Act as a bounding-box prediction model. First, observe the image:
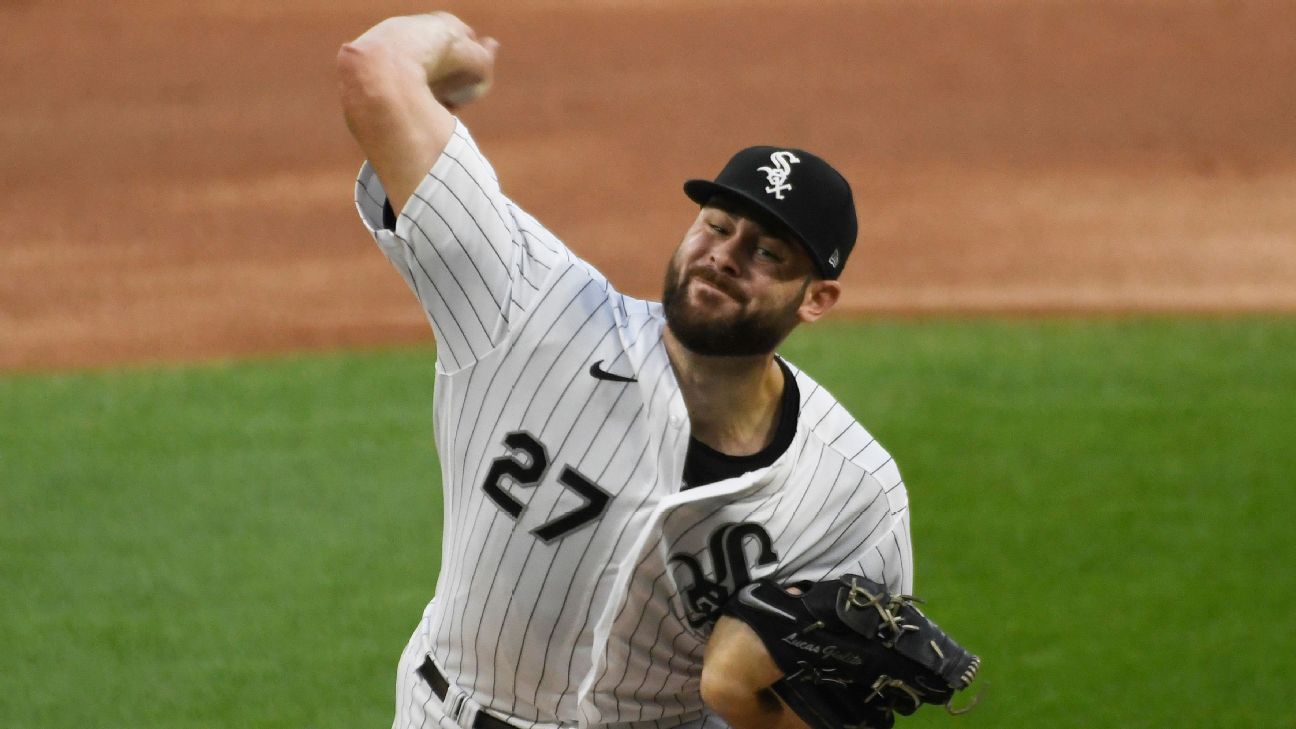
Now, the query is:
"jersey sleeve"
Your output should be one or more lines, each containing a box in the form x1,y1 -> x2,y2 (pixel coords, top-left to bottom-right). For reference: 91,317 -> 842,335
833,432 -> 913,595
787,369 -> 916,596
353,121 -> 572,371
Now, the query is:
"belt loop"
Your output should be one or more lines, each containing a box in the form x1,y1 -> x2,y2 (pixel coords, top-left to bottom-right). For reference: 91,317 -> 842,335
443,681 -> 480,729
456,698 -> 480,729
443,683 -> 464,723
417,655 -> 508,729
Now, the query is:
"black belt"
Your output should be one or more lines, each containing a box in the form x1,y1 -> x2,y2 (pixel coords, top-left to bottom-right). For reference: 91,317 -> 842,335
417,655 -> 516,729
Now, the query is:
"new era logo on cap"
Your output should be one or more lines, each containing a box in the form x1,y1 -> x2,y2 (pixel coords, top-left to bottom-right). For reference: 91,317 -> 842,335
757,151 -> 801,200
682,146 -> 859,279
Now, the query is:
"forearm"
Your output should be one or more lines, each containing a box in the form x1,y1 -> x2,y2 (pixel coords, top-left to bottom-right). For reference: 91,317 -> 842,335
702,680 -> 809,729
701,616 -> 810,729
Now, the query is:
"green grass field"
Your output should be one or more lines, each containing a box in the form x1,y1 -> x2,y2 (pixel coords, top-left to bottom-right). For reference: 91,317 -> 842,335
3,318 -> 1294,729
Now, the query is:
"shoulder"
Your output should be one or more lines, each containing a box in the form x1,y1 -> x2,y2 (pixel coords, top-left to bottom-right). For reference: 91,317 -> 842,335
783,360 -> 899,478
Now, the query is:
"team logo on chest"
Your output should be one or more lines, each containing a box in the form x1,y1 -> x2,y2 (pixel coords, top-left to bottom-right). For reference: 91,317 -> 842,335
670,522 -> 779,628
757,151 -> 801,200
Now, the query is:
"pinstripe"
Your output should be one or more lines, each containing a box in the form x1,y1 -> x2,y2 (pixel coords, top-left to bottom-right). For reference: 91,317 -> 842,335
437,272 -> 593,630
396,242 -> 465,368
418,177 -> 509,283
555,341 -> 680,702
448,276 -> 604,664
764,441 -> 831,555
479,315 -> 620,696
599,495 -> 770,715
454,266 -> 585,486
509,313 -> 659,712
652,493 -> 781,611
441,148 -> 513,247
501,396 -> 636,706
875,546 -> 890,586
403,210 -> 493,341
526,389 -> 658,695
416,693 -> 432,729
410,186 -> 509,325
890,530 -> 906,587
849,436 -> 877,460
785,487 -> 888,578
516,420 -> 651,726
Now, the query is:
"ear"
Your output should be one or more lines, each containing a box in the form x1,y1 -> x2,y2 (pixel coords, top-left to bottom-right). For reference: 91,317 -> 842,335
797,279 -> 841,323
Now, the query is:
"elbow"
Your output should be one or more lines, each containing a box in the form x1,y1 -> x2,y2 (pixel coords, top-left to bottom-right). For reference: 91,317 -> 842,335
336,41 -> 392,112
336,39 -> 383,77
335,40 -> 365,76
699,665 -> 746,720
702,662 -> 791,729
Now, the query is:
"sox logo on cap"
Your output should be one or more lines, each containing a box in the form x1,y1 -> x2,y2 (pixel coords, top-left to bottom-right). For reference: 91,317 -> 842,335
758,151 -> 801,200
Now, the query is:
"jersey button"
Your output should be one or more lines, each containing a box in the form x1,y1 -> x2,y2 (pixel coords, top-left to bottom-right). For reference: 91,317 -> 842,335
668,415 -> 683,428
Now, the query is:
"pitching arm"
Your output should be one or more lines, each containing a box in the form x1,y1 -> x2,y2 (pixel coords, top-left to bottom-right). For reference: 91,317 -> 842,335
337,12 -> 498,213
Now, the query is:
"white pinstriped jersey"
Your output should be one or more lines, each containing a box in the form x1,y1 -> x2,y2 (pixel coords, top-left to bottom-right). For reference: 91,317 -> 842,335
354,122 -> 913,729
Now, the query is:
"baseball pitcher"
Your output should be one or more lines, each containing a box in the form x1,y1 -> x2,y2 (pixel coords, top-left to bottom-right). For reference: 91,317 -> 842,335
338,11 -> 977,729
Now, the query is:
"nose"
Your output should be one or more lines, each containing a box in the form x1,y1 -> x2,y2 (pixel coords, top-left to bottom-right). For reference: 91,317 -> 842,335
707,233 -> 744,276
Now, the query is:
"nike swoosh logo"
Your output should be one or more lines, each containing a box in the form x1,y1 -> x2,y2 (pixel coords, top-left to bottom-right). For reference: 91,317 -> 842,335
736,582 -> 797,621
589,360 -> 637,383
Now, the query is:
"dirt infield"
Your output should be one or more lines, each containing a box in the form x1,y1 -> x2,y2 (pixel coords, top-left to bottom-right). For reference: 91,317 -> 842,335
3,1 -> 1294,371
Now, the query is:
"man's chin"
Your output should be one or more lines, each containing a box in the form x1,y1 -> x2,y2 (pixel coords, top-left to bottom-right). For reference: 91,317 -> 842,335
673,304 -> 738,332
666,315 -> 782,358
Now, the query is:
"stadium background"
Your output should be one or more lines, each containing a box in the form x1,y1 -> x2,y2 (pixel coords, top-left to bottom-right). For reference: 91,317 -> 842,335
2,1 -> 1293,727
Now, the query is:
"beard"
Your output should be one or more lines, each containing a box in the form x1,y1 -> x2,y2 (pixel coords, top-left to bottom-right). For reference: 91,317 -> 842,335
661,258 -> 804,357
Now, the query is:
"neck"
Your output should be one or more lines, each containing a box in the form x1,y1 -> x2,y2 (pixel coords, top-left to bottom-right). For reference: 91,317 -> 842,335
664,327 -> 786,456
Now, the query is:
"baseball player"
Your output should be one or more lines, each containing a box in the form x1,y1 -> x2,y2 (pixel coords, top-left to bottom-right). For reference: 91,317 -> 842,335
339,12 -> 913,729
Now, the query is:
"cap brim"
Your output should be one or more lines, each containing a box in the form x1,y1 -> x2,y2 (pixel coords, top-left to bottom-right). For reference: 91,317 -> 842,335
683,179 -> 728,208
682,179 -> 829,277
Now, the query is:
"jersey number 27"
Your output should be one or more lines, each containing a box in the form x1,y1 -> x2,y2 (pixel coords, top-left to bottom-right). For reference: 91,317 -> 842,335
481,431 -> 612,542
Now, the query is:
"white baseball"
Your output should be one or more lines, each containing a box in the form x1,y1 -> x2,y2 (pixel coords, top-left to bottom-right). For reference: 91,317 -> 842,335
442,79 -> 491,107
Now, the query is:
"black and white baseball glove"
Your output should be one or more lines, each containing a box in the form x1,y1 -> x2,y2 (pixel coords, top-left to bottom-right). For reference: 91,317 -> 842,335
721,574 -> 981,729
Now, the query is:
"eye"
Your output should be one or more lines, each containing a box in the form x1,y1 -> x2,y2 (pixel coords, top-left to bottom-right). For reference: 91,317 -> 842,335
755,245 -> 783,262
708,223 -> 729,235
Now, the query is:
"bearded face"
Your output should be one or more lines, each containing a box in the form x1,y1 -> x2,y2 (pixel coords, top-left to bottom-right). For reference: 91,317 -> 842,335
661,255 -> 807,357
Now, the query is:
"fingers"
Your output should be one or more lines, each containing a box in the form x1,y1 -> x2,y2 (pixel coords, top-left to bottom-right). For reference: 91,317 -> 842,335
456,32 -> 499,70
428,20 -> 499,110
430,10 -> 472,36
435,13 -> 496,62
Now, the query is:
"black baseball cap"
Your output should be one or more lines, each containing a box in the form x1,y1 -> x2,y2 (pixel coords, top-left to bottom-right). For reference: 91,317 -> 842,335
683,146 -> 858,279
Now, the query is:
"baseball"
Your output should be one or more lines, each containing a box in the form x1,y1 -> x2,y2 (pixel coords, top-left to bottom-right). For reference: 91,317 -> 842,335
440,79 -> 490,107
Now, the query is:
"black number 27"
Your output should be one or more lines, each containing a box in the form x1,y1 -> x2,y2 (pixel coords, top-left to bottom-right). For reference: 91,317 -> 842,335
481,431 -> 611,542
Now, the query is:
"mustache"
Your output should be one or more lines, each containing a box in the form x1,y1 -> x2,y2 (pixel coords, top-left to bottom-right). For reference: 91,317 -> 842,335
684,267 -> 746,304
